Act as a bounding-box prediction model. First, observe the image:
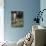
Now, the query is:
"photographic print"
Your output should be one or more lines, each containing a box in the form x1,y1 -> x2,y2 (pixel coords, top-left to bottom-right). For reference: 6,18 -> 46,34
11,11 -> 24,27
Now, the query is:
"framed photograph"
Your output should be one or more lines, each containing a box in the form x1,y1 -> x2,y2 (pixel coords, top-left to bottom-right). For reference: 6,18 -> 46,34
11,11 -> 24,27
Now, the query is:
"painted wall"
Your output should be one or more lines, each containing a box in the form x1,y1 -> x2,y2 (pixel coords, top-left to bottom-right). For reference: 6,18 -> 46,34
4,0 -> 40,42
40,0 -> 46,27
40,0 -> 46,45
0,0 -> 4,42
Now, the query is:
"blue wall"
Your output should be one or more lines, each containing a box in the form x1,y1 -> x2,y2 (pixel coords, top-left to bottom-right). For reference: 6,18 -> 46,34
4,0 -> 40,42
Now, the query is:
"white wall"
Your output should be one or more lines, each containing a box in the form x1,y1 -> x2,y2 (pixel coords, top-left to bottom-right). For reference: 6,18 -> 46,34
0,0 -> 4,42
40,0 -> 46,27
